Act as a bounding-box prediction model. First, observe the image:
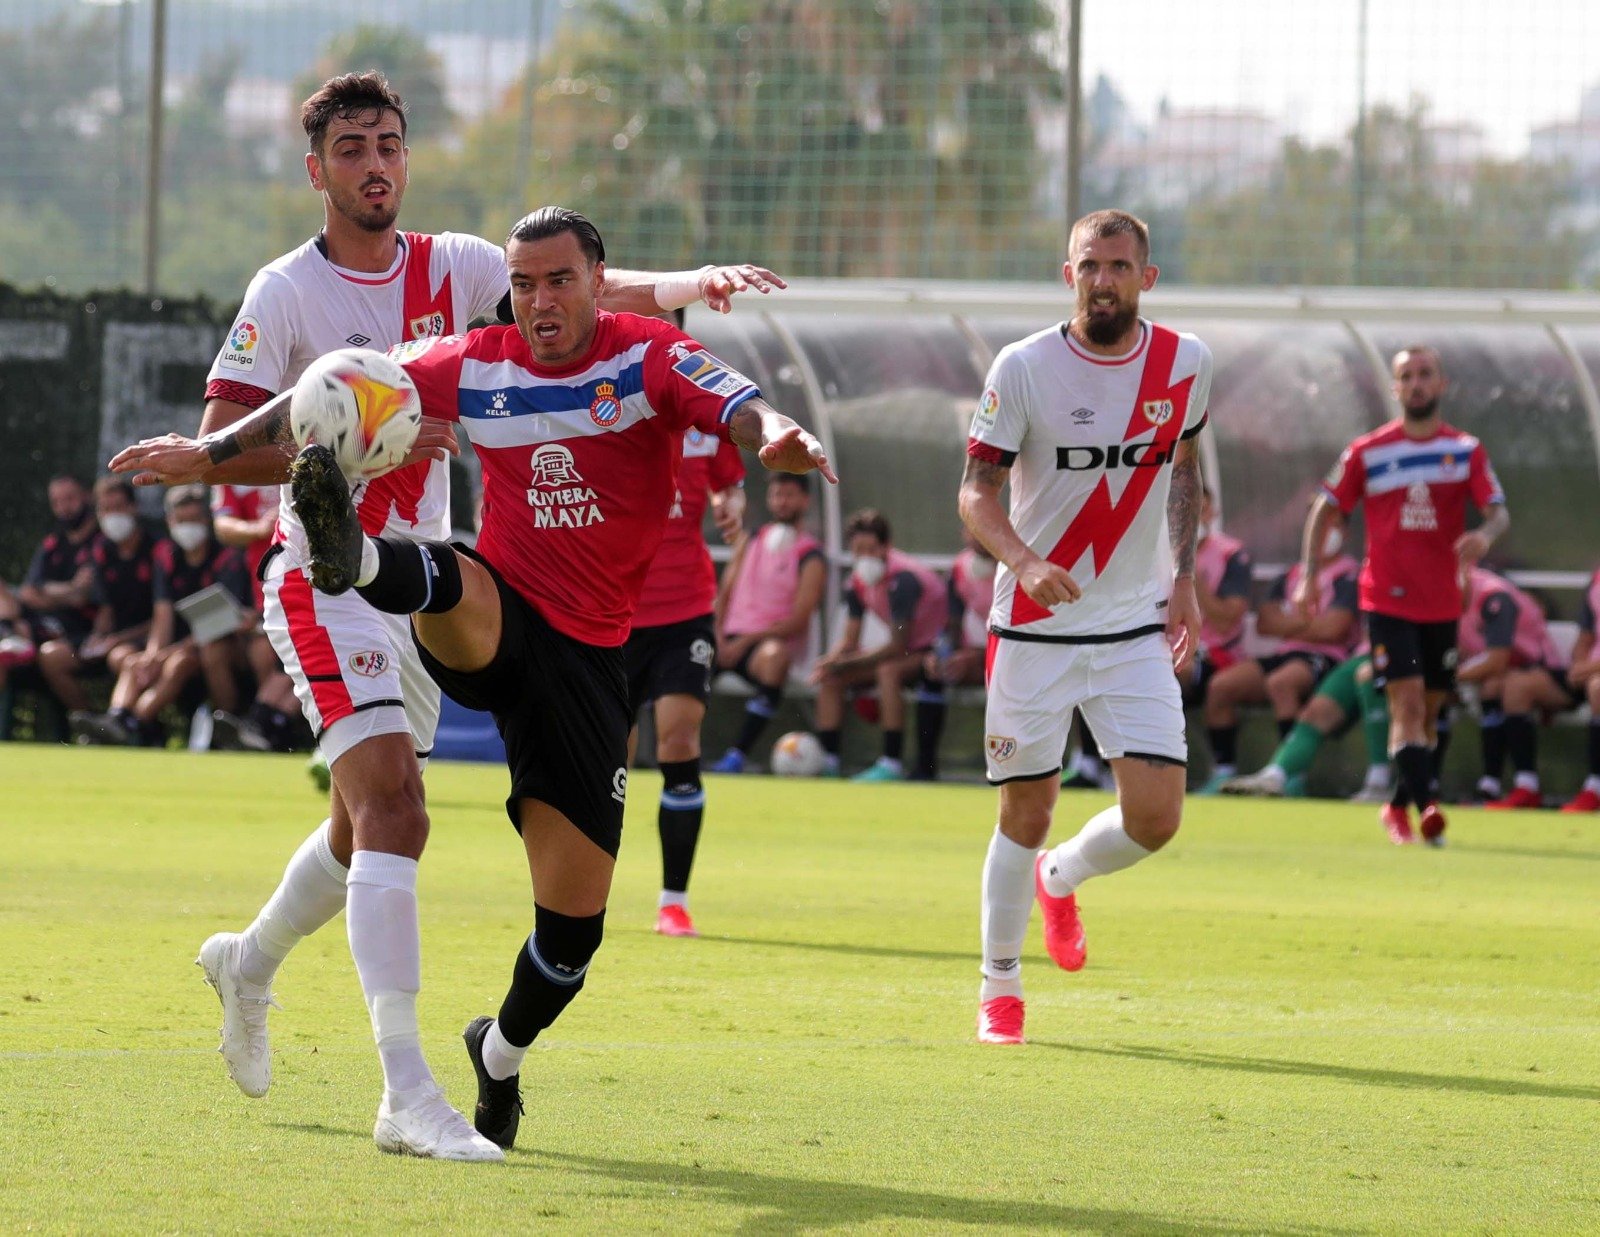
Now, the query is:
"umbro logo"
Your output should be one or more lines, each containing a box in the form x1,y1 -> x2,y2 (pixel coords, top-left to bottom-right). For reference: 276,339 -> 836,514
345,334 -> 372,347
1071,406 -> 1095,422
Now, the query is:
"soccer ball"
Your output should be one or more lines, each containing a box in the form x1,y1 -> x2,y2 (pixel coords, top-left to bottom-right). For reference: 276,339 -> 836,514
290,348 -> 422,480
770,730 -> 826,777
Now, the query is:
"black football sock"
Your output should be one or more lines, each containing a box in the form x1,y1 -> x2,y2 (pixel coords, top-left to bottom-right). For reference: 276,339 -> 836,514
914,685 -> 947,779
1588,721 -> 1600,779
1503,713 -> 1538,780
1207,725 -> 1239,769
495,906 -> 605,1049
733,688 -> 780,755
1393,743 -> 1432,810
1431,709 -> 1454,797
355,538 -> 464,615
1479,703 -> 1506,784
657,758 -> 704,895
1277,716 -> 1295,740
882,729 -> 904,763
817,728 -> 842,758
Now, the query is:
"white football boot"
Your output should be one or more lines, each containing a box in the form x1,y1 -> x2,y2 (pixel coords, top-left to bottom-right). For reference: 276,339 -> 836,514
197,932 -> 278,1098
1220,766 -> 1287,797
373,1087 -> 506,1162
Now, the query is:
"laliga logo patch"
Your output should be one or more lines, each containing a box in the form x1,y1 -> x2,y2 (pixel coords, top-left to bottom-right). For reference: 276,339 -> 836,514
590,380 -> 621,427
974,387 -> 1000,431
1142,398 -> 1174,427
220,317 -> 261,372
408,311 -> 446,339
349,649 -> 388,677
987,734 -> 1017,763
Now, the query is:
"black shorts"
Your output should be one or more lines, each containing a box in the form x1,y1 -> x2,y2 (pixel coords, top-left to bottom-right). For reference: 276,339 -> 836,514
624,613 -> 716,715
414,547 -> 629,857
1258,650 -> 1337,683
1366,611 -> 1458,692
1547,666 -> 1587,709
1180,647 -> 1219,706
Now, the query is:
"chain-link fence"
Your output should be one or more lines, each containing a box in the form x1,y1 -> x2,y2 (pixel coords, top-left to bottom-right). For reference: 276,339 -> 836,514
2,0 -> 1598,298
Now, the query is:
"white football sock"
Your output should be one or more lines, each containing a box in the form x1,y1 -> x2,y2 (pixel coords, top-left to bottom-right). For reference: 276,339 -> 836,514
347,850 -> 434,1104
1513,771 -> 1540,792
1040,805 -> 1153,898
1585,775 -> 1600,795
238,819 -> 347,988
354,536 -> 381,588
979,826 -> 1035,1001
481,1020 -> 526,1082
658,889 -> 688,909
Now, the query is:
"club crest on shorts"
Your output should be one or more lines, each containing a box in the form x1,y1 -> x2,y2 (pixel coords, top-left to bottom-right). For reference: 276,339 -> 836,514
349,650 -> 388,677
690,638 -> 713,668
987,734 -> 1017,763
590,380 -> 621,427
1142,398 -> 1174,427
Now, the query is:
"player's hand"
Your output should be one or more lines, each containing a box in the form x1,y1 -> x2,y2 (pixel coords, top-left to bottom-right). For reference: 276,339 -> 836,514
700,264 -> 788,314
759,424 -> 838,484
1167,576 -> 1201,676
1017,556 -> 1080,609
711,488 -> 746,543
399,417 -> 462,470
109,434 -> 210,487
1455,530 -> 1491,569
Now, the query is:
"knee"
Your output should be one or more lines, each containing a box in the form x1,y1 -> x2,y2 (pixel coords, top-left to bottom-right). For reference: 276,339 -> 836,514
349,778 -> 429,844
751,642 -> 788,684
38,640 -> 72,671
998,799 -> 1053,849
1124,803 -> 1182,850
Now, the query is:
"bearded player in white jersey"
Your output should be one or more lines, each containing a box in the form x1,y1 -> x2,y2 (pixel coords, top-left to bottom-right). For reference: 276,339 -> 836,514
960,209 -> 1212,1045
113,72 -> 783,1160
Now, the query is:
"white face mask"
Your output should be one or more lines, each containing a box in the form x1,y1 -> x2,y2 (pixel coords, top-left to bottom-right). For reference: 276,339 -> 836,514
762,522 -> 796,554
968,553 -> 996,581
1323,528 -> 1343,557
1197,521 -> 1214,543
98,512 -> 136,543
169,522 -> 209,553
851,555 -> 886,588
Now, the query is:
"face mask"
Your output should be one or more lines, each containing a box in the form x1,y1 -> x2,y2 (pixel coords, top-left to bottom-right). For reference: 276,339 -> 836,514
98,512 -> 136,543
968,554 -> 996,581
762,523 -> 796,554
851,556 -> 886,588
1323,528 -> 1343,557
169,522 -> 209,553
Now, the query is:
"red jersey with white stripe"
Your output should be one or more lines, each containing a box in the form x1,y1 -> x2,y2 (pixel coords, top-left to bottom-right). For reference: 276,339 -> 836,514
633,431 -> 745,628
967,320 -> 1212,638
1321,419 -> 1504,623
204,231 -> 509,571
397,313 -> 759,647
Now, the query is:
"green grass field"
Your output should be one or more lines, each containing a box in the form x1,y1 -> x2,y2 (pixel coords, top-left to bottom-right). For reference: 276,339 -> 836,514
1,747 -> 1596,1234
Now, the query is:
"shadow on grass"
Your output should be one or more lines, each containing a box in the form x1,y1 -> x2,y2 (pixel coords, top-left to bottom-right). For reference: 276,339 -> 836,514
528,1150 -> 1350,1236
1032,1042 -> 1600,1102
1452,844 -> 1600,864
269,1120 -> 370,1142
641,931 -> 976,966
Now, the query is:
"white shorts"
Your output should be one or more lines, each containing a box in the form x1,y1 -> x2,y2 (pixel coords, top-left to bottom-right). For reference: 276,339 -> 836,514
983,631 -> 1186,783
261,554 -> 441,767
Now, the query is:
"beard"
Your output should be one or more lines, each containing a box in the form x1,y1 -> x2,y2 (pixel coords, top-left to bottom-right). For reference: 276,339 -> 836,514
1082,300 -> 1139,345
1403,397 -> 1439,421
330,182 -> 400,233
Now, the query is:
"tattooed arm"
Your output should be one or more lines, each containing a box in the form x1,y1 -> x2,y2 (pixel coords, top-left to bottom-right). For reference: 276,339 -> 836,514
1165,437 -> 1202,674
959,453 -> 1081,609
726,397 -> 838,483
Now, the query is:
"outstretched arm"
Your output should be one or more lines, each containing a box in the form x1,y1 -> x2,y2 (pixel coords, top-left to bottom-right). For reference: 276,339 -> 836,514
601,265 -> 787,316
726,398 -> 837,483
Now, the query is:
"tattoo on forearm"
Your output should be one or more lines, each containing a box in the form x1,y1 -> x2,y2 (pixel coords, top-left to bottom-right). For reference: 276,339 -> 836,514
204,398 -> 294,466
1167,452 -> 1200,575
961,456 -> 1009,491
727,406 -> 760,452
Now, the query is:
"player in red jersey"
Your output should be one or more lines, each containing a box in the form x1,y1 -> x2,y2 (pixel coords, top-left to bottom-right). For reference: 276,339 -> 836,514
623,322 -> 748,936
1297,346 -> 1509,845
110,74 -> 787,1162
150,208 -> 834,1152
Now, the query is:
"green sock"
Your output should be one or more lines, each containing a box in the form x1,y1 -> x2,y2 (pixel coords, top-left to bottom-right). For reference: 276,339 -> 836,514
1356,675 -> 1390,767
1275,721 -> 1325,778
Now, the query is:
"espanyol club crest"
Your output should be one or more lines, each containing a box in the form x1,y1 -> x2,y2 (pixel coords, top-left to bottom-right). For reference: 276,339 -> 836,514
1142,398 -> 1174,427
349,650 -> 388,678
408,311 -> 446,339
590,380 -> 621,427
986,734 -> 1017,763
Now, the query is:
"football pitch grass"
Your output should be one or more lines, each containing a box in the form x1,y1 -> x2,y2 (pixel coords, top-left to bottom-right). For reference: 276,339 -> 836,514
1,748 -> 1596,1234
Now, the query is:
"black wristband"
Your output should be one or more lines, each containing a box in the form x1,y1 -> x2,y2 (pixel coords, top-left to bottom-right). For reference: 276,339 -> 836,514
205,436 -> 243,466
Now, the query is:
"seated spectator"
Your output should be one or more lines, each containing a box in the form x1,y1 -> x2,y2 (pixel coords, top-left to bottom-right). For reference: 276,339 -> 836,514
18,474 -> 98,653
206,483 -> 304,752
1199,519 -> 1359,792
1221,648 -> 1393,800
1553,565 -> 1600,813
710,474 -> 827,773
70,485 -> 253,746
911,533 -> 995,781
809,508 -> 946,781
37,476 -> 156,716
0,578 -> 39,702
1468,566 -> 1577,810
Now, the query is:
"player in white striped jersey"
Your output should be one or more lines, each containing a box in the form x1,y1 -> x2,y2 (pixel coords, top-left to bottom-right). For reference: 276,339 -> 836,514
112,72 -> 785,1160
959,209 -> 1212,1045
